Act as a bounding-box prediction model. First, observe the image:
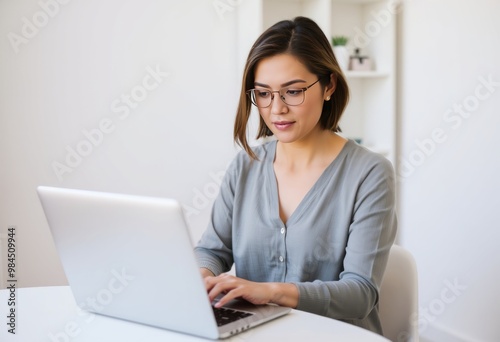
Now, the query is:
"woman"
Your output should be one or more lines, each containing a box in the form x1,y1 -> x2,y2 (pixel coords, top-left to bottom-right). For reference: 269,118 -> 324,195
194,16 -> 397,335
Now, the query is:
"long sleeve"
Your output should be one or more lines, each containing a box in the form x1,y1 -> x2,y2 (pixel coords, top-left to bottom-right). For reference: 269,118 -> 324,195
193,158 -> 238,276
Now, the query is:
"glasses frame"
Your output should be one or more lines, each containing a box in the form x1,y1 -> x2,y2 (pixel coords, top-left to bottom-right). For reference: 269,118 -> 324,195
246,78 -> 322,108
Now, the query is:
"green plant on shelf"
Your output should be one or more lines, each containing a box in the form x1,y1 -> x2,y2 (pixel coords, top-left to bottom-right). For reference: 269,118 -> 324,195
331,35 -> 348,46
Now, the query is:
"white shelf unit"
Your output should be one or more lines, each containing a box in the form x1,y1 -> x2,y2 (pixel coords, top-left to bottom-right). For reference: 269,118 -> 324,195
236,0 -> 398,164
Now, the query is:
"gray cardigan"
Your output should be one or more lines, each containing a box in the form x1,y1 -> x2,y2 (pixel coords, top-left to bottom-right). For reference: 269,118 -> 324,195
194,139 -> 397,334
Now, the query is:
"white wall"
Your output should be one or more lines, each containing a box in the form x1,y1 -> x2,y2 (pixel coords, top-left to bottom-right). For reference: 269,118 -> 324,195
399,1 -> 500,341
0,0 -> 241,288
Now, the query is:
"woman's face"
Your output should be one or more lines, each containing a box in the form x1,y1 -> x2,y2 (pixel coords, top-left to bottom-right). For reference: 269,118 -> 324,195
253,54 -> 331,144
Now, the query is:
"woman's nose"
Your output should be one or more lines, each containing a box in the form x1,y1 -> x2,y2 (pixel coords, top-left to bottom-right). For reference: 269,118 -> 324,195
270,93 -> 288,115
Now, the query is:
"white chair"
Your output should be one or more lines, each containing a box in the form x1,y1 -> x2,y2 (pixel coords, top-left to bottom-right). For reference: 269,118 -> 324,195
379,244 -> 419,342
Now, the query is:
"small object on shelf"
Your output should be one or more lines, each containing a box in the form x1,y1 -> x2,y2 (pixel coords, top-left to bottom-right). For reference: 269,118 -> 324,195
349,48 -> 372,71
331,35 -> 350,72
331,36 -> 348,46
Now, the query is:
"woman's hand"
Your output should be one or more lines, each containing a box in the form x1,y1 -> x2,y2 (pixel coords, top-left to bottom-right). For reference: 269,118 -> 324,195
203,273 -> 299,309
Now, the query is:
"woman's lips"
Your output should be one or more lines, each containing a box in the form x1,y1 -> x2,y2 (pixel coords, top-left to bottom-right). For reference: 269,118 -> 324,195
273,121 -> 295,130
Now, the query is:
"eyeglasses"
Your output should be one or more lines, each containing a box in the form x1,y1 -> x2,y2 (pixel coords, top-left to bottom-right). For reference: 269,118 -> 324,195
246,79 -> 321,108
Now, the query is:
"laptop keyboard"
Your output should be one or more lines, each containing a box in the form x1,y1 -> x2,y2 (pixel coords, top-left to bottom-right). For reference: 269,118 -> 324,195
212,306 -> 253,326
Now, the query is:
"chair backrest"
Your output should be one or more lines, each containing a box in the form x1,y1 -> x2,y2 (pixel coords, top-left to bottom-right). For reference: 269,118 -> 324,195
379,244 -> 419,342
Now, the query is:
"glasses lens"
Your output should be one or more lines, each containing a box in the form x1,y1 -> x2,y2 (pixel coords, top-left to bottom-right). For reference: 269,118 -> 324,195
281,88 -> 305,106
249,89 -> 272,108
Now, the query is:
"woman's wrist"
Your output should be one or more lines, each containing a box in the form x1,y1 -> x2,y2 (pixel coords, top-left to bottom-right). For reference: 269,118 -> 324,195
200,267 -> 215,278
269,282 -> 299,308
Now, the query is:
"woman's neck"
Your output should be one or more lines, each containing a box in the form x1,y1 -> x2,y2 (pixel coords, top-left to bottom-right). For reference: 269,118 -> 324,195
275,131 -> 347,169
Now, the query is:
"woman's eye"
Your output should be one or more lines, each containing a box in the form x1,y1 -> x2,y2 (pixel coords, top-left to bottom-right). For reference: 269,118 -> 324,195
286,89 -> 302,96
257,90 -> 270,98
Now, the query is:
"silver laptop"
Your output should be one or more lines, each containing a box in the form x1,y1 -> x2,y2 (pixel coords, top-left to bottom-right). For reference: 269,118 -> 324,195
37,186 -> 291,339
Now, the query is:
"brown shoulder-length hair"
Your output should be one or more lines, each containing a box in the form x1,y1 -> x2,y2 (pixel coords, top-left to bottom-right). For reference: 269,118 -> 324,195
234,16 -> 349,160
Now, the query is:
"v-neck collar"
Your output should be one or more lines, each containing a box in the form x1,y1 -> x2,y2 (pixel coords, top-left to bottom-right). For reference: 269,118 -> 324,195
265,139 -> 352,227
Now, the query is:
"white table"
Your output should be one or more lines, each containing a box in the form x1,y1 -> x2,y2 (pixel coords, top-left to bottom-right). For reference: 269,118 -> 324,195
0,286 -> 389,341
